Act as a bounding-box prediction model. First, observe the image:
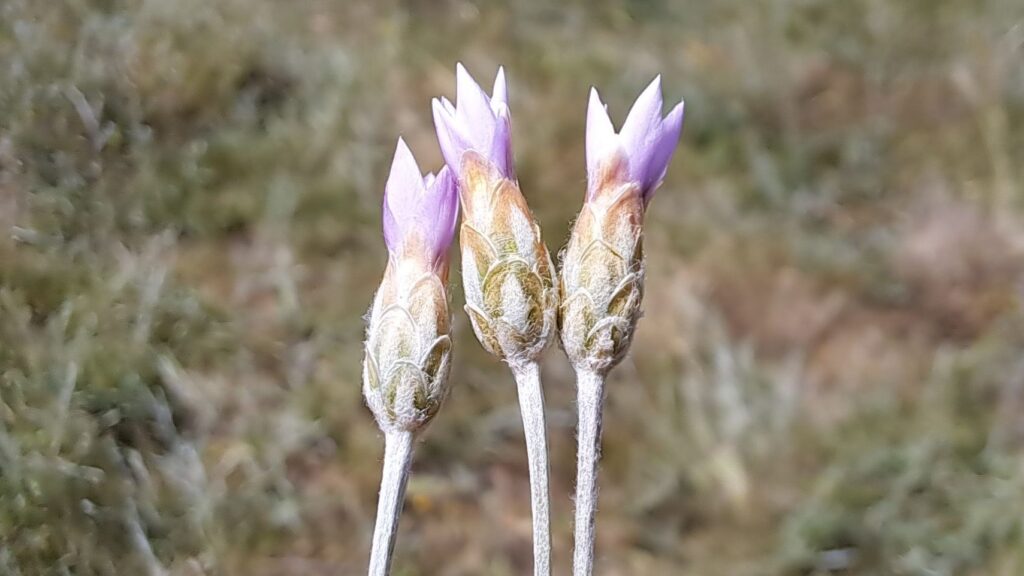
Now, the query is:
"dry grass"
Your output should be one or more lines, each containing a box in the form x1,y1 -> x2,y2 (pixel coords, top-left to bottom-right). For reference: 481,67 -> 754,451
2,0 -> 1024,574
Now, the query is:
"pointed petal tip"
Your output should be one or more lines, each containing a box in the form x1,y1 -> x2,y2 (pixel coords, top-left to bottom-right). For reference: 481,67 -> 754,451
454,62 -> 469,86
383,137 -> 424,254
587,90 -> 612,130
439,96 -> 455,115
394,136 -> 411,158
666,100 -> 686,128
430,97 -> 446,121
455,62 -> 474,90
432,167 -> 460,263
586,85 -> 617,178
433,96 -> 482,177
646,74 -> 663,94
636,75 -> 665,111
492,66 -> 508,105
639,100 -> 686,199
389,136 -> 422,180
432,97 -> 460,136
618,76 -> 667,182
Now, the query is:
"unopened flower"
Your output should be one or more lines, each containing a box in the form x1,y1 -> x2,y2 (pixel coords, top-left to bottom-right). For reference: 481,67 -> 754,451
562,77 -> 685,576
363,138 -> 459,434
433,64 -> 556,576
560,77 -> 685,374
433,64 -> 557,367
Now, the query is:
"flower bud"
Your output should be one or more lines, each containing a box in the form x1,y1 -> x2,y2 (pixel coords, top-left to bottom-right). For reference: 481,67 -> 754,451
363,139 -> 459,433
560,78 -> 685,374
433,64 -> 557,366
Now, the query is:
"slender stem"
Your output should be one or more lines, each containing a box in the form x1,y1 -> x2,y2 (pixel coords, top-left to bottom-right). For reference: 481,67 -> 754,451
367,430 -> 415,576
511,362 -> 552,576
573,369 -> 606,576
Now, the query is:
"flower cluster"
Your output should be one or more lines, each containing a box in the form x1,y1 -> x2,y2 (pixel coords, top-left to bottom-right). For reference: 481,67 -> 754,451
361,65 -> 685,576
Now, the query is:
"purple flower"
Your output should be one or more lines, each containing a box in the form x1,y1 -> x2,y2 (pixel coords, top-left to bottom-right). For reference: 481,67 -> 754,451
586,76 -> 685,202
382,138 -> 459,268
432,63 -> 515,180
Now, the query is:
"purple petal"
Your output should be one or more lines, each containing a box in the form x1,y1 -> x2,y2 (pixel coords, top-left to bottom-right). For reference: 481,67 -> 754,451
620,76 -> 665,186
490,103 -> 514,179
383,138 -> 426,254
432,64 -> 517,180
641,100 -> 685,199
432,98 -> 471,174
585,87 -> 616,180
492,66 -> 508,108
424,166 -> 459,261
383,139 -> 461,264
440,96 -> 456,116
382,201 -> 400,256
455,63 -> 496,153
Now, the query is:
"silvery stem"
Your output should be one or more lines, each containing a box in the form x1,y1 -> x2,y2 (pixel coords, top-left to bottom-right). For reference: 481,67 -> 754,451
573,368 -> 606,576
367,430 -> 414,576
511,361 -> 552,576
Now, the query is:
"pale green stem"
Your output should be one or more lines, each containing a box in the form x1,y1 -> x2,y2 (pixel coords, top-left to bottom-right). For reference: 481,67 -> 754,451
573,368 -> 606,576
511,361 -> 552,576
367,430 -> 414,576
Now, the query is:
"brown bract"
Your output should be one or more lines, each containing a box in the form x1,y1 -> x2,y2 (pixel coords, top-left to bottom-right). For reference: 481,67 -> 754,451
559,153 -> 646,374
363,254 -> 452,433
458,152 -> 557,367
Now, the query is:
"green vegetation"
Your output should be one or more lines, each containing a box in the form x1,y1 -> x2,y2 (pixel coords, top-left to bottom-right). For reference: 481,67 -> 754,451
1,0 -> 1023,574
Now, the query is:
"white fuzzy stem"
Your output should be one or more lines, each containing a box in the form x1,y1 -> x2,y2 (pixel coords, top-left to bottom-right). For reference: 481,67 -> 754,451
511,362 -> 552,576
573,369 -> 606,576
367,430 -> 414,576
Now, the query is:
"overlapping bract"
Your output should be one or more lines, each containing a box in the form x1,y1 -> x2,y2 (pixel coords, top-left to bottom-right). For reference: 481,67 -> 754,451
433,65 -> 557,367
364,139 -> 459,433
560,78 -> 685,373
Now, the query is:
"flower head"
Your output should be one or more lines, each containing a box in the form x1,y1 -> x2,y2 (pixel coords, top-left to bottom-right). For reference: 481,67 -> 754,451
364,139 -> 458,433
382,138 -> 459,275
559,78 -> 685,374
432,63 -> 514,180
586,76 -> 685,204
431,64 -> 557,367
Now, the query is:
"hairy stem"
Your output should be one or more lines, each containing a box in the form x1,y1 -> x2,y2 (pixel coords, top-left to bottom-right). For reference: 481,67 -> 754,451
511,362 -> 552,576
573,369 -> 606,576
367,430 -> 414,576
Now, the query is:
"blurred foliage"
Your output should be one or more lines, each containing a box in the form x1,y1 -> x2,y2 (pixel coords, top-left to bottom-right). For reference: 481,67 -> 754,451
1,0 -> 1023,574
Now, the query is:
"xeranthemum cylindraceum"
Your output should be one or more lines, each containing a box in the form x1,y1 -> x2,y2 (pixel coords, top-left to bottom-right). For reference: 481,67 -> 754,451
560,76 -> 685,375
432,63 -> 556,576
364,138 -> 459,576
363,138 -> 459,433
560,76 -> 685,576
432,64 -> 558,367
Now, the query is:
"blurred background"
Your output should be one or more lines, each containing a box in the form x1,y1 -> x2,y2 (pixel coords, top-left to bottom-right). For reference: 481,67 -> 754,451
2,0 -> 1024,574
